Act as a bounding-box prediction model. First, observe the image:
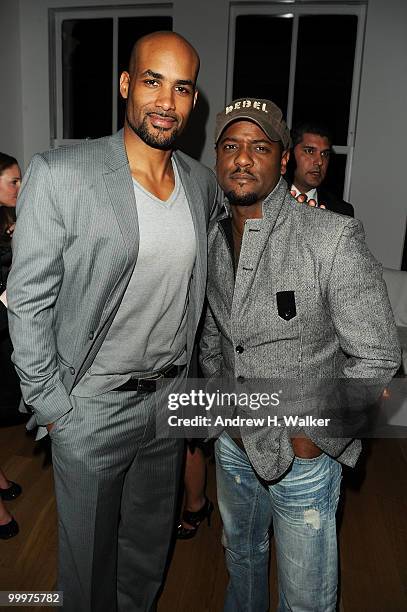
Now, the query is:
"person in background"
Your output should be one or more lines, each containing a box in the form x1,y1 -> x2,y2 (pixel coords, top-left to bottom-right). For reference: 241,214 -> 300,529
0,152 -> 23,539
0,466 -> 21,539
0,152 -> 20,241
1,153 -> 23,424
286,120 -> 354,216
176,441 -> 213,539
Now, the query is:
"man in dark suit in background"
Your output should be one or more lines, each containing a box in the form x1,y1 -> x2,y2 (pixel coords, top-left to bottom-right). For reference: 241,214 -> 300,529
286,120 -> 354,216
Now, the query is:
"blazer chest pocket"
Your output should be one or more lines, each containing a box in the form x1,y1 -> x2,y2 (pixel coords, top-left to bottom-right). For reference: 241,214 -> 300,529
276,291 -> 296,321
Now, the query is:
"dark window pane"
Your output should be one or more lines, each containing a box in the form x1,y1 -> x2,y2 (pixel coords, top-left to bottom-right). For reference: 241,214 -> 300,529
232,15 -> 292,114
323,151 -> 347,199
292,15 -> 358,145
62,19 -> 113,139
117,16 -> 173,129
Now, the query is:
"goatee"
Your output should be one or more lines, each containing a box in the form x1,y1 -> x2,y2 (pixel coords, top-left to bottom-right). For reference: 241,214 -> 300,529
225,190 -> 259,207
127,115 -> 179,150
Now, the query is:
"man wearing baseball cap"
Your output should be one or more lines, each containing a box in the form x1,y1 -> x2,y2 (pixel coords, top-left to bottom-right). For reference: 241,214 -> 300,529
199,98 -> 400,611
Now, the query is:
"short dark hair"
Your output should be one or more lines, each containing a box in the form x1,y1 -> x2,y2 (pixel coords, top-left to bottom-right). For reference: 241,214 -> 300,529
284,121 -> 333,187
290,121 -> 333,148
0,152 -> 18,176
0,152 -> 19,245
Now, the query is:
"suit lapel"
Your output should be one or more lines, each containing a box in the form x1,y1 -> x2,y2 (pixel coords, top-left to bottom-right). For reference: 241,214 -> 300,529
75,132 -> 139,383
173,151 -> 207,287
232,179 -> 288,311
173,152 -> 207,359
103,130 -> 139,266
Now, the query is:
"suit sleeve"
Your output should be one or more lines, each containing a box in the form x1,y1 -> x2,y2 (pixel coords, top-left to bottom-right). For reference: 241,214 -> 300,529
199,301 -> 223,378
319,188 -> 354,217
342,201 -> 354,217
327,219 -> 401,381
7,154 -> 73,426
208,175 -> 222,223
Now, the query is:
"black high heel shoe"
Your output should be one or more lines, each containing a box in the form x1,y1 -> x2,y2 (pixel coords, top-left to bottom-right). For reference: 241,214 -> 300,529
0,481 -> 22,501
177,498 -> 214,540
0,517 -> 19,540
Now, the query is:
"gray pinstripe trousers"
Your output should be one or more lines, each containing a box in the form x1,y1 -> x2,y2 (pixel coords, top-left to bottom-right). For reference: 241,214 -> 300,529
49,379 -> 184,612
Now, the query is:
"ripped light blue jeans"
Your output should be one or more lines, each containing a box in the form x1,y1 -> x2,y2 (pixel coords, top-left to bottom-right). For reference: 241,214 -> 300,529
215,433 -> 342,612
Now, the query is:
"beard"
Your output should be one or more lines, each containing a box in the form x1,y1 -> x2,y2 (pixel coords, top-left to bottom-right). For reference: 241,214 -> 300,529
126,114 -> 179,150
225,190 -> 259,207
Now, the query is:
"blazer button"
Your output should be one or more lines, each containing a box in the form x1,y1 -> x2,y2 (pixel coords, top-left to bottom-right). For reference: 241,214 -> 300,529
69,367 -> 75,375
237,376 -> 245,383
236,345 -> 244,354
88,331 -> 94,340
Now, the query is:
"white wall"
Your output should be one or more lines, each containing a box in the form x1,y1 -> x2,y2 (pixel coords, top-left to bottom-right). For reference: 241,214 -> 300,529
8,0 -> 407,267
0,0 -> 23,164
349,0 -> 407,267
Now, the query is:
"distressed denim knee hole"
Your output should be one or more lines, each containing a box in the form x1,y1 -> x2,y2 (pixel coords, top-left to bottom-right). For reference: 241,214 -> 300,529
303,508 -> 321,530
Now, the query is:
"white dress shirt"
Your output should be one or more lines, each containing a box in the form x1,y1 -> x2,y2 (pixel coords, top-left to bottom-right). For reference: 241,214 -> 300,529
290,184 -> 318,204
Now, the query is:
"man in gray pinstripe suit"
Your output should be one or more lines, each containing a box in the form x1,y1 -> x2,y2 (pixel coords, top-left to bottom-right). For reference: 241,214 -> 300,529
8,32 -> 217,612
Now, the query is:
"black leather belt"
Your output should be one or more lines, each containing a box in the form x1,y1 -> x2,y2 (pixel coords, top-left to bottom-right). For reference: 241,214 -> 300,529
112,363 -> 186,393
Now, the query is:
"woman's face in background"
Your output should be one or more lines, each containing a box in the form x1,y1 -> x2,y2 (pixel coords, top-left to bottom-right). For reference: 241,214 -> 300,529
0,164 -> 21,207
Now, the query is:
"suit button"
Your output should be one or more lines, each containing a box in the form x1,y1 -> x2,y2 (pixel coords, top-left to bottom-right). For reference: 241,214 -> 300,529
88,331 -> 94,340
236,345 -> 244,354
237,376 -> 245,383
69,367 -> 75,375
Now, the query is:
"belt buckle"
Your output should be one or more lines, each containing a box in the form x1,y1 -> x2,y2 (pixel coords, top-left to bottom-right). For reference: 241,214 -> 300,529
139,368 -> 165,392
138,378 -> 157,393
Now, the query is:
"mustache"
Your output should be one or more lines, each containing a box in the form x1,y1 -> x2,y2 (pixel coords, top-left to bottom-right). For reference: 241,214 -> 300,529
146,110 -> 178,120
230,169 -> 256,179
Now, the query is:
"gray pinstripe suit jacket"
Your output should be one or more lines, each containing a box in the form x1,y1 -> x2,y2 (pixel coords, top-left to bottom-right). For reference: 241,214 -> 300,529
200,178 -> 401,480
7,130 -> 218,427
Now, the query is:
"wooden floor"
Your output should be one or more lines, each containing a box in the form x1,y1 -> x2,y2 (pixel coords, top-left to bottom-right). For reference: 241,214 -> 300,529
0,424 -> 406,612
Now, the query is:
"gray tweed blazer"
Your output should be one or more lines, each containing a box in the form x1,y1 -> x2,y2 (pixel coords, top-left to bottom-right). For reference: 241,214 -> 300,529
200,178 -> 401,480
7,130 -> 218,426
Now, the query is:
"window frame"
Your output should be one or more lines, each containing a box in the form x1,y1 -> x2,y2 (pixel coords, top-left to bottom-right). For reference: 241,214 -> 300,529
49,4 -> 173,148
226,2 -> 367,200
